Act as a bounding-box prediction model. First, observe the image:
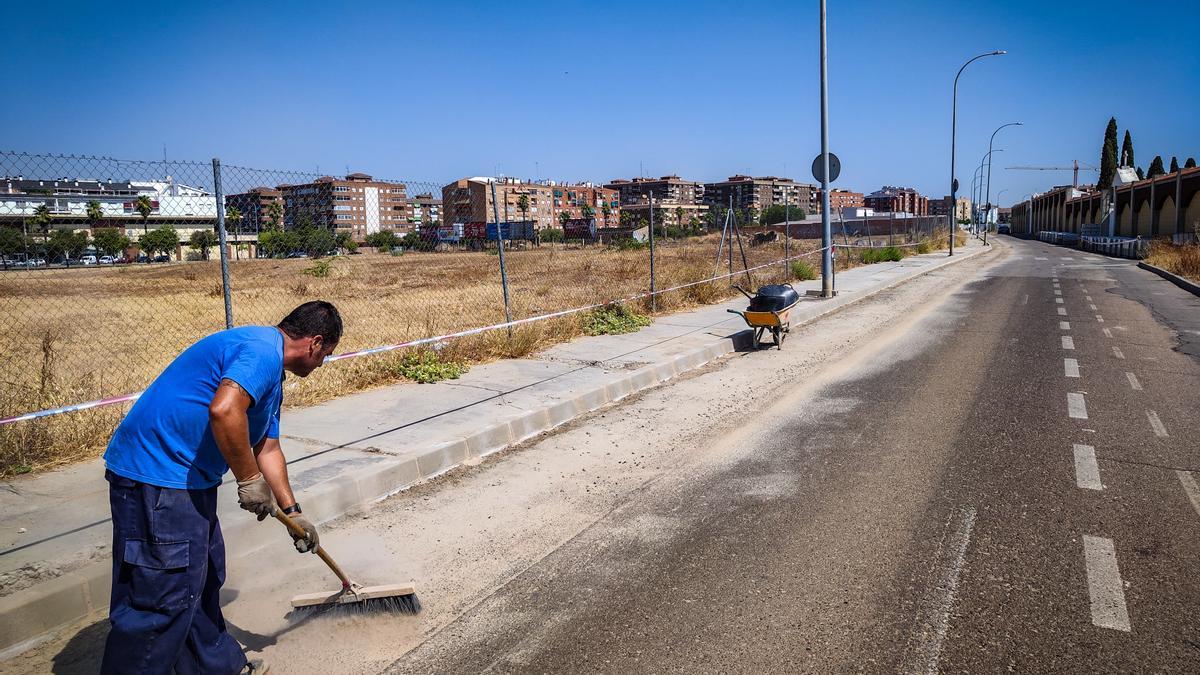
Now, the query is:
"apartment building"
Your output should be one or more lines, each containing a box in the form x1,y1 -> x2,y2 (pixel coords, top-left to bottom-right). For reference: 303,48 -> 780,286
703,175 -> 815,216
604,175 -> 707,227
224,187 -> 283,234
928,195 -> 972,221
442,178 -> 618,230
863,186 -> 929,215
406,192 -> 443,230
814,188 -> 865,213
279,172 -> 408,238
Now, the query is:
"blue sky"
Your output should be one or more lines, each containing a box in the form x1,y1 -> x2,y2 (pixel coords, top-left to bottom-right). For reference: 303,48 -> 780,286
4,0 -> 1197,206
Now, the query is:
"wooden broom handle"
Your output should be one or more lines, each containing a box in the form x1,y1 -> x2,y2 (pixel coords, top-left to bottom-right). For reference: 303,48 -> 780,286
274,510 -> 353,589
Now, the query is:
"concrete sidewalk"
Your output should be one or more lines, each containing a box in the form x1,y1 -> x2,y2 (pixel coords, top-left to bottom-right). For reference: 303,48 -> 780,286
0,239 -> 989,653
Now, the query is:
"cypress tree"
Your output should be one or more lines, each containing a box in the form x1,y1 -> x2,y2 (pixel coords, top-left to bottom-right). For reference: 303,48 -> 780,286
1120,130 -> 1135,167
1136,167 -> 1145,180
1147,155 -> 1166,179
1169,156 -> 1180,173
1097,117 -> 1119,190
1186,157 -> 1197,169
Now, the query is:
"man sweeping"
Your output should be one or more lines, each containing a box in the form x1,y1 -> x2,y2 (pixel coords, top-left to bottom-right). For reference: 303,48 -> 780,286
100,300 -> 342,674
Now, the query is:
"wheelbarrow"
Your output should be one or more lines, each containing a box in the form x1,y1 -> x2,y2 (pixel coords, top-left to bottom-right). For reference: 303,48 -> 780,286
727,284 -> 801,350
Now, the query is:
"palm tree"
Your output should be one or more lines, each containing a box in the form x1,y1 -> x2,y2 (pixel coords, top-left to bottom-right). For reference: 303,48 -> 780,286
86,200 -> 104,229
134,195 -> 153,235
517,194 -> 530,223
601,201 -> 612,227
32,204 -> 52,242
266,201 -> 283,231
226,205 -> 242,260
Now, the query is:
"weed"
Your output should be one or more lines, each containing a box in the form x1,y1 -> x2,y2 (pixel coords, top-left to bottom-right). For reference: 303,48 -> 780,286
1145,241 -> 1200,282
791,260 -> 817,280
916,241 -> 933,254
860,246 -> 905,264
389,349 -> 469,384
609,238 -> 648,251
583,303 -> 652,335
303,258 -> 337,278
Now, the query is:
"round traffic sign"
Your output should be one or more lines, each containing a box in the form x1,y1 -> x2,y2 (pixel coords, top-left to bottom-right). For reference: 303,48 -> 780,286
812,153 -> 841,183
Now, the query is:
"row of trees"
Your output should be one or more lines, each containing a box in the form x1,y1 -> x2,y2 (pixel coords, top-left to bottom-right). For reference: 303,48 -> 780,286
1099,118 -> 1196,189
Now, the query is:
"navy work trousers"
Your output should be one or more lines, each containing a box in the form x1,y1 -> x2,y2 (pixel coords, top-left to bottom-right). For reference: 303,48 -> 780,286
101,470 -> 247,675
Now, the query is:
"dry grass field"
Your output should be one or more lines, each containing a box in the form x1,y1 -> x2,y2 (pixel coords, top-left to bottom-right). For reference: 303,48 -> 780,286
1145,240 -> 1200,283
0,230 -> 957,475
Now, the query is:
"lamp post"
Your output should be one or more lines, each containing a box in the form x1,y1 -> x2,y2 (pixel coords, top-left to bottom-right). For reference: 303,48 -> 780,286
985,122 -> 1022,236
949,50 -> 1006,256
971,164 -> 986,233
976,149 -> 1003,234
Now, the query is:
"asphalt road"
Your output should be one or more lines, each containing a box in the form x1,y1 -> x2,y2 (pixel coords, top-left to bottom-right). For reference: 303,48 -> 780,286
387,237 -> 1200,673
11,237 -> 1198,673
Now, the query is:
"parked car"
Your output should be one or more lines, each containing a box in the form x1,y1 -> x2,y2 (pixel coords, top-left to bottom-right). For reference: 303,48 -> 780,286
81,256 -> 97,265
99,255 -> 115,265
153,254 -> 171,263
997,224 -> 1011,235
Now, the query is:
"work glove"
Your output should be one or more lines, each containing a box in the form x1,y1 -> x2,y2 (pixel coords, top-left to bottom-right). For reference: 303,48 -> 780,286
289,514 -> 320,554
236,474 -> 276,521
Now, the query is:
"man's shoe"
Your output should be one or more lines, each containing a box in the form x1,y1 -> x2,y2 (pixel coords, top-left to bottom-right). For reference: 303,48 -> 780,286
242,658 -> 270,674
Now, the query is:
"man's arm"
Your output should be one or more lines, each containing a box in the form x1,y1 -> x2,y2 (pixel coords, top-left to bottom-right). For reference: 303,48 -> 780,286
209,379 -> 259,481
255,437 -> 295,509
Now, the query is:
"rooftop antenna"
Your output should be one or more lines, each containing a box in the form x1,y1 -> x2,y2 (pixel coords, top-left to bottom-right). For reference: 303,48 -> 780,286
639,160 -> 644,178
162,143 -> 167,162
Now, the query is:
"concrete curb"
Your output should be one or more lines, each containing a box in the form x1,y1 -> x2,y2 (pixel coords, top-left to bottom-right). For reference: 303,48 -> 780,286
0,243 -> 991,654
1138,261 -> 1200,297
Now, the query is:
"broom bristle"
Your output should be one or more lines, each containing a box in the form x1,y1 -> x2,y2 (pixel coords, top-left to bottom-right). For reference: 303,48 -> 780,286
291,592 -> 421,618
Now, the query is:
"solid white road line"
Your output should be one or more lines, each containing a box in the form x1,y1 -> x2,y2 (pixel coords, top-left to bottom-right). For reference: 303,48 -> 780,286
1058,307 -> 1068,316
1112,346 -> 1125,359
1125,372 -> 1143,391
1103,328 -> 1113,338
1074,444 -> 1103,490
1083,535 -> 1132,632
1177,471 -> 1200,518
1060,321 -> 1071,330
1062,336 -> 1075,350
1064,358 -> 1081,377
1068,393 -> 1089,419
907,506 -> 976,675
1147,411 -> 1169,437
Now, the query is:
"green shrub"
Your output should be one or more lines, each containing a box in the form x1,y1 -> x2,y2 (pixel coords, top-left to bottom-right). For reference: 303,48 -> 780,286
541,228 -> 565,243
583,303 -> 652,335
860,246 -> 905,264
790,260 -> 817,281
916,240 -> 933,254
390,350 -> 468,384
302,258 -> 337,278
609,237 -> 648,251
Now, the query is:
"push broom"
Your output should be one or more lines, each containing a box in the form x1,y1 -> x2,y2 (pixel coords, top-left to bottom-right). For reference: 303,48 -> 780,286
274,511 -> 421,614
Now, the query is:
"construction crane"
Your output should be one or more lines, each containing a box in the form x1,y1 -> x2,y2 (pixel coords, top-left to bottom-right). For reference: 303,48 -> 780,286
1005,159 -> 1099,187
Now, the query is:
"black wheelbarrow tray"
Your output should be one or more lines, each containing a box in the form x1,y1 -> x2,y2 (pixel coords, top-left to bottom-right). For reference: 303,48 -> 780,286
726,283 -> 801,350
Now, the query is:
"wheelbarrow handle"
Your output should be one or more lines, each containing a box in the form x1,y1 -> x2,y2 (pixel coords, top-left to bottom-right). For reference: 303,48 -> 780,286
732,285 -> 755,300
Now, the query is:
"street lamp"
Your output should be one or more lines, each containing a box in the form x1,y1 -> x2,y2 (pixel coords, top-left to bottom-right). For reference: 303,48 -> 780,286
985,122 -> 1021,235
976,149 -> 1003,233
949,50 -> 1006,255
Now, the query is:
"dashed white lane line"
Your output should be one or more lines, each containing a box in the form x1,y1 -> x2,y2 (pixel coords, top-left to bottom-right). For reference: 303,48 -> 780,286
1083,535 -> 1132,632
1057,308 -> 1067,316
1064,358 -> 1081,378
1125,372 -> 1143,391
1036,256 -> 1049,261
1073,444 -> 1103,490
1022,294 -> 1029,305
1177,471 -> 1200,518
1059,321 -> 1071,330
1095,315 -> 1105,323
1062,336 -> 1075,350
1089,303 -> 1098,310
1102,328 -> 1113,338
1056,298 -> 1064,304
1068,393 -> 1089,419
1085,295 -> 1093,301
1147,411 -> 1169,437
1055,289 -> 1062,296
1112,346 -> 1125,359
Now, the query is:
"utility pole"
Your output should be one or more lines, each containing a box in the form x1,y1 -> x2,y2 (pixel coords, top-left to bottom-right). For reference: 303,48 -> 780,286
819,0 -> 834,296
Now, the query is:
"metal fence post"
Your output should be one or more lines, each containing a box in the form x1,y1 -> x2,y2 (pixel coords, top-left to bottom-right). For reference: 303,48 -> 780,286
211,158 -> 233,329
648,191 -> 656,312
489,180 -> 513,336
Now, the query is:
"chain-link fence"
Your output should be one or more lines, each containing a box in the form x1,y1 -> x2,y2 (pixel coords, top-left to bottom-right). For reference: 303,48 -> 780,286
0,150 -> 954,474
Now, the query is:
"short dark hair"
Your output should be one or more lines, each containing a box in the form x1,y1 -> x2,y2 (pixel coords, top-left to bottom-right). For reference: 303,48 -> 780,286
278,301 -> 343,346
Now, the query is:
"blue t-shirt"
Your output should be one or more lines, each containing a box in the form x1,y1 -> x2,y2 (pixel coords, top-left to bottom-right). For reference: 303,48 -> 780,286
105,326 -> 285,489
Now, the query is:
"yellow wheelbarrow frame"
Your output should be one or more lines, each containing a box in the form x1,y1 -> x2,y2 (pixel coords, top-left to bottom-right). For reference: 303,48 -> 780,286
726,286 -> 799,350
